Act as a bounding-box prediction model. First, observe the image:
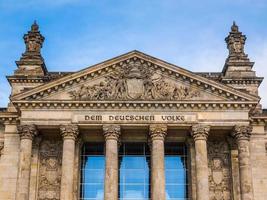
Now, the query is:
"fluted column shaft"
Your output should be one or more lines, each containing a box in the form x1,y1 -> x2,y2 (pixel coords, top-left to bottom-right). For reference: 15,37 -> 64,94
103,125 -> 121,200
60,124 -> 79,200
191,125 -> 210,200
232,125 -> 254,200
149,124 -> 167,200
16,124 -> 38,200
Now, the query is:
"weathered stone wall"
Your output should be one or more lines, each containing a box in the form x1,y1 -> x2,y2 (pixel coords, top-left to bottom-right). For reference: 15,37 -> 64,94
0,124 -> 20,200
250,125 -> 267,200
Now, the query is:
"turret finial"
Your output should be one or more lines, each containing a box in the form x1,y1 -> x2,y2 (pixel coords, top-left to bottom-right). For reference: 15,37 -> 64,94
231,21 -> 239,32
31,20 -> 39,32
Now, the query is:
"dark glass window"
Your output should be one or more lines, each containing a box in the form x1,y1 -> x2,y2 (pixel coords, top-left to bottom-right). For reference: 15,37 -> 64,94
80,143 -> 105,200
119,143 -> 150,200
165,143 -> 188,200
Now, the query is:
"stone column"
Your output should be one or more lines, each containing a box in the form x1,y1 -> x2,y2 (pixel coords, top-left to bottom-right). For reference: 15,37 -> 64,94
191,125 -> 210,200
149,124 -> 167,200
60,124 -> 79,200
16,124 -> 38,200
103,125 -> 121,200
232,125 -> 254,200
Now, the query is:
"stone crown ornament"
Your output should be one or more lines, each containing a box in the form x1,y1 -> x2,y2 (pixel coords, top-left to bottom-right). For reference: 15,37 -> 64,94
69,60 -> 200,101
149,124 -> 167,140
191,125 -> 210,141
17,124 -> 38,140
231,125 -> 252,141
59,124 -> 79,140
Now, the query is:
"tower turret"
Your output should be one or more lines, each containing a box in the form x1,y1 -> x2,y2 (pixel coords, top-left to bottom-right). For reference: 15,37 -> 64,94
15,21 -> 47,76
221,22 -> 263,96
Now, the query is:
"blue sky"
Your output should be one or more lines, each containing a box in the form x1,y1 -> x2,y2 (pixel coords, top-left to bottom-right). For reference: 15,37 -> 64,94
0,0 -> 267,107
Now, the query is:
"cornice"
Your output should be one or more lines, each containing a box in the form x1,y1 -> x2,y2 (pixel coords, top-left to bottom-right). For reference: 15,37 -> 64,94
221,77 -> 264,85
250,116 -> 267,126
11,51 -> 260,102
12,100 -> 257,111
0,112 -> 20,125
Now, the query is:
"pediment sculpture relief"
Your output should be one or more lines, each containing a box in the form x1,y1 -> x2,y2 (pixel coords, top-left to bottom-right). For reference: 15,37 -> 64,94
69,61 -> 200,101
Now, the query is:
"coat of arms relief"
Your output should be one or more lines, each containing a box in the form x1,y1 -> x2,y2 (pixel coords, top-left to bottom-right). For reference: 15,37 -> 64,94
69,60 -> 200,101
208,140 -> 232,200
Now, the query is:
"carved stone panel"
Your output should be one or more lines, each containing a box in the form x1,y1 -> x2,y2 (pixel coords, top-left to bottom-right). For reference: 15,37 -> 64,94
69,60 -> 201,101
208,139 -> 232,200
38,139 -> 62,200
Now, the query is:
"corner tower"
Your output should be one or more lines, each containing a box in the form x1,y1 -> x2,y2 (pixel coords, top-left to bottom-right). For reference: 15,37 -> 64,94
15,21 -> 47,76
221,22 -> 263,96
7,22 -> 48,98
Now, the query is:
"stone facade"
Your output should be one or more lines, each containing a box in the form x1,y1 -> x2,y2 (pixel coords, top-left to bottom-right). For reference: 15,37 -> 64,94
0,22 -> 267,200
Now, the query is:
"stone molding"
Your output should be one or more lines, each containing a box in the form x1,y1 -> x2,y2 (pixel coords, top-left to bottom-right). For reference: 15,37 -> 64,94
149,124 -> 167,140
12,101 -> 257,111
191,125 -> 210,141
103,125 -> 121,141
231,125 -> 252,141
17,124 -> 38,140
59,124 -> 79,140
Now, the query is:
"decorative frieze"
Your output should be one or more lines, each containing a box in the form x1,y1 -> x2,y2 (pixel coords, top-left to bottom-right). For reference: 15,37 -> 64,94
59,124 -> 79,140
103,125 -> 121,141
38,139 -> 63,200
191,125 -> 210,141
149,124 -> 167,140
69,60 -> 200,101
17,124 -> 38,140
208,139 -> 232,200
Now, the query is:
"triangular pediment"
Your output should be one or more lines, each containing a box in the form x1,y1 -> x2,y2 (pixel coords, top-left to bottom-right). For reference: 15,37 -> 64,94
12,51 -> 259,104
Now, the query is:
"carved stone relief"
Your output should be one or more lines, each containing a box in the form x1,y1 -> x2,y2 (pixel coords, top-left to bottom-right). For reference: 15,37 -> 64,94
38,139 -> 62,200
69,60 -> 200,101
208,139 -> 232,200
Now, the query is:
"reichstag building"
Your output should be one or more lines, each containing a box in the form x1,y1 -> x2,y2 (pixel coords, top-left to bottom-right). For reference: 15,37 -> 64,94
0,22 -> 266,200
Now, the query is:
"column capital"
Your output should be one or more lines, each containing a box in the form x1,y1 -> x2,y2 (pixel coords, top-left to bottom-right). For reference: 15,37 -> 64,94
191,124 -> 210,141
60,124 -> 79,140
231,125 -> 252,141
149,124 -> 167,141
17,124 -> 38,140
103,125 -> 121,141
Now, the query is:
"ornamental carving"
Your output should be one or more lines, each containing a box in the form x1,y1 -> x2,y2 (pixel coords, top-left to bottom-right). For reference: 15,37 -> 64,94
191,125 -> 210,141
17,124 -> 38,140
60,124 -> 79,140
231,125 -> 252,141
225,22 -> 246,57
149,124 -> 167,140
69,60 -> 200,101
103,125 -> 121,140
208,139 -> 232,200
0,140 -> 4,156
38,139 -> 62,200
